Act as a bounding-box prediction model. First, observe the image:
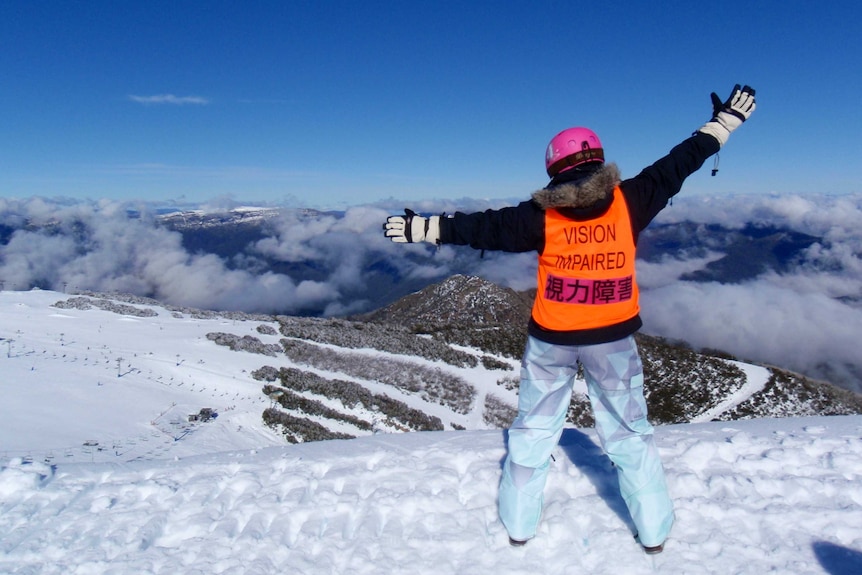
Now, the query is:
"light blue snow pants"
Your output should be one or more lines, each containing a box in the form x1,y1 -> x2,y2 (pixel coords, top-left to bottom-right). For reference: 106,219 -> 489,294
498,335 -> 673,547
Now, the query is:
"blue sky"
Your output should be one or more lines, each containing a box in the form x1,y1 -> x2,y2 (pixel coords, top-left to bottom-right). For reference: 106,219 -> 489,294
2,0 -> 860,208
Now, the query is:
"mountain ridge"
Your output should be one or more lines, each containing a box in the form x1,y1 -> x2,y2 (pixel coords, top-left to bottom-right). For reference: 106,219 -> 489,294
5,273 -> 857,455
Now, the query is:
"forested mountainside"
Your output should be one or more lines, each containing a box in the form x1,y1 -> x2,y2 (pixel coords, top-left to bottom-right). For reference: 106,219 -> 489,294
256,275 -> 862,441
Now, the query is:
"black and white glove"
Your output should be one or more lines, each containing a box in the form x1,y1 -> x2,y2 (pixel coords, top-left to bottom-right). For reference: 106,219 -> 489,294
383,209 -> 441,244
698,84 -> 756,147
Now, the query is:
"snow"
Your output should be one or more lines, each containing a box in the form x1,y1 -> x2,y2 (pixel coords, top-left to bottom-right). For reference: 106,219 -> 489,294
0,290 -> 284,460
689,361 -> 770,423
2,290 -> 862,574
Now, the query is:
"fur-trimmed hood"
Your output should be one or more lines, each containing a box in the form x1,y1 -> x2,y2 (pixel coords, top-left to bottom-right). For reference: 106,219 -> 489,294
531,163 -> 621,210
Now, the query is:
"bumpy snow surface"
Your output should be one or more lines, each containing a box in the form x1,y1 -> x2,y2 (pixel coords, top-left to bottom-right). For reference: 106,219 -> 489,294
2,418 -> 861,574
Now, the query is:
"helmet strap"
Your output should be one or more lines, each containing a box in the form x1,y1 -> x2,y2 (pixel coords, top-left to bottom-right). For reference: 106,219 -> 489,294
547,148 -> 604,177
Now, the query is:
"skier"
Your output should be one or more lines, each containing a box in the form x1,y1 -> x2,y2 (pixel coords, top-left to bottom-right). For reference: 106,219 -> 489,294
383,85 -> 756,552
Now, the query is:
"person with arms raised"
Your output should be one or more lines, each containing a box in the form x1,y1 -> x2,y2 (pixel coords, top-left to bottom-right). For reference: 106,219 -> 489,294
384,84 -> 756,552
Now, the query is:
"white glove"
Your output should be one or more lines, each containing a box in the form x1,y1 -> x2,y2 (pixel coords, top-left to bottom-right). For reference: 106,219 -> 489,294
383,209 -> 441,244
698,84 -> 756,147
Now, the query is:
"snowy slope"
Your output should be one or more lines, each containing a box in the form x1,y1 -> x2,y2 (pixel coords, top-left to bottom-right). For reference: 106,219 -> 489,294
2,288 -> 854,459
1,289 -> 286,462
1,289 -> 524,464
0,289 -> 785,465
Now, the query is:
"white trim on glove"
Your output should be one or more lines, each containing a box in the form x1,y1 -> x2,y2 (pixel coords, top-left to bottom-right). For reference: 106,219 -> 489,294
425,216 -> 440,244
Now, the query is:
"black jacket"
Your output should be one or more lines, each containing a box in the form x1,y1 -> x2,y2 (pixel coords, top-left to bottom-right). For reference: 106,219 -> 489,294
438,131 -> 721,345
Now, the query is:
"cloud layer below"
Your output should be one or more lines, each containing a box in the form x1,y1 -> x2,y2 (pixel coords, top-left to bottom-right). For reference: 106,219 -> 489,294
1,192 -> 860,391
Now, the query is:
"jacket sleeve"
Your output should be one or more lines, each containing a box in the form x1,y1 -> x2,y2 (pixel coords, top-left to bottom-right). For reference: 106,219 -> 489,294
438,200 -> 546,253
621,131 -> 720,232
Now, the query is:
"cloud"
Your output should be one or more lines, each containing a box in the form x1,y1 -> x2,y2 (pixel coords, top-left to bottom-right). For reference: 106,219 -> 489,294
638,192 -> 862,391
0,200 -> 458,316
2,193 -> 860,391
128,94 -> 210,106
637,252 -> 726,289
0,199 -> 327,314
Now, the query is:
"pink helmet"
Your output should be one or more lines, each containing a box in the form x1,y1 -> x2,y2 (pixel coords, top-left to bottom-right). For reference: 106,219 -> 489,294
545,127 -> 604,177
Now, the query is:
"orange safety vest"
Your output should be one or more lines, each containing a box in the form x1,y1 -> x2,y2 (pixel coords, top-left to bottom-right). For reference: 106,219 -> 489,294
532,186 -> 640,332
